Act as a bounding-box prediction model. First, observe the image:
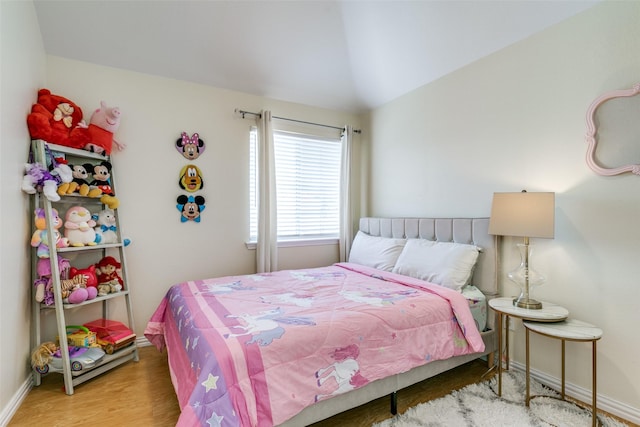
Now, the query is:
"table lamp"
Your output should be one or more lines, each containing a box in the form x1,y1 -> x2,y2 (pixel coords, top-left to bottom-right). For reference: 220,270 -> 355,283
488,190 -> 555,309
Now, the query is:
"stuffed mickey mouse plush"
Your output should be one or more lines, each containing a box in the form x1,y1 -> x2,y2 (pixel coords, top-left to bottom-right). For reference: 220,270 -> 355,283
177,195 -> 206,222
90,161 -> 114,195
58,163 -> 102,197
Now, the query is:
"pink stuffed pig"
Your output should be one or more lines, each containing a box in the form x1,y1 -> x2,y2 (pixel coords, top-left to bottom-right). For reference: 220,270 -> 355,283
83,101 -> 124,155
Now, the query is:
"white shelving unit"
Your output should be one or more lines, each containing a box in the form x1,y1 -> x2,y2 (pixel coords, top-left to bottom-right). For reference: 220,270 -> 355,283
29,139 -> 138,395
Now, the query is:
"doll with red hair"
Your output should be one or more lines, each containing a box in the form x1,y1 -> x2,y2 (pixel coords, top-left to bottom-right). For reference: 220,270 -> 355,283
95,256 -> 124,296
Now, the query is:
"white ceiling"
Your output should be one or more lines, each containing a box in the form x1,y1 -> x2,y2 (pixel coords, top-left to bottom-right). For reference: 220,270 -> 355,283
33,0 -> 599,113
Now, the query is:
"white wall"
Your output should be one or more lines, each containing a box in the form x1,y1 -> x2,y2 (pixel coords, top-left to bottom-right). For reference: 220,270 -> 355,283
367,0 -> 639,420
0,1 -> 46,423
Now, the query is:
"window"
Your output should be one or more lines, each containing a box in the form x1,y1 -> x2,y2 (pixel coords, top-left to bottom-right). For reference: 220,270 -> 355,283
249,128 -> 342,244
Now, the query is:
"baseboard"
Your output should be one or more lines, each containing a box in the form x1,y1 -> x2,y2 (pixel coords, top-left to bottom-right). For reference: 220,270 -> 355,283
511,361 -> 640,425
0,377 -> 32,427
136,335 -> 151,347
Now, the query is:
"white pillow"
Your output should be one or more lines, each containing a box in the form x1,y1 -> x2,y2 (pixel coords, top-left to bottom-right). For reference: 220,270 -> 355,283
392,239 -> 480,291
348,231 -> 407,272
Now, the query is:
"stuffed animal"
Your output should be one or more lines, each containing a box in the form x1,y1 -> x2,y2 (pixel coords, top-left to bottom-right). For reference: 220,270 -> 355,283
64,206 -> 99,247
91,208 -> 130,246
57,162 -> 102,197
93,208 -> 118,244
31,342 -> 58,371
82,101 -> 124,155
61,274 -> 95,304
90,161 -> 120,208
95,256 -> 124,296
22,162 -> 73,202
96,194 -> 118,210
31,208 -> 69,258
26,89 -> 90,149
69,264 -> 98,290
34,256 -> 96,305
34,255 -> 70,305
90,161 -> 114,195
58,162 -> 117,208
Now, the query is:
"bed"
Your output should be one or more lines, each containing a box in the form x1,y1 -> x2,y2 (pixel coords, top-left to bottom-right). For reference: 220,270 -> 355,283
145,217 -> 498,426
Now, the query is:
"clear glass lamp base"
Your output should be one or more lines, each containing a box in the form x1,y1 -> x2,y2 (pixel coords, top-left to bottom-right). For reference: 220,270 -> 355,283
513,295 -> 542,309
509,243 -> 545,310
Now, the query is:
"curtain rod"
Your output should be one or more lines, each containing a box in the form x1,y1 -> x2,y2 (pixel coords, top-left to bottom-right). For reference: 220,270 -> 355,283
235,108 -> 361,134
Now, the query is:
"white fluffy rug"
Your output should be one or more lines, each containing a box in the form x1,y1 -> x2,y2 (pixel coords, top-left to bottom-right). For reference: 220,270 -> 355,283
373,370 -> 629,427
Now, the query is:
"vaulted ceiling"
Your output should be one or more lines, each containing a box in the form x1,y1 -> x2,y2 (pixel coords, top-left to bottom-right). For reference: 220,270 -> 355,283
33,0 -> 598,113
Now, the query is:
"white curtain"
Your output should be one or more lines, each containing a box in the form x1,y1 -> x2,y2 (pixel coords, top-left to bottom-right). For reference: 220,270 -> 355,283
339,125 -> 353,262
256,110 -> 278,273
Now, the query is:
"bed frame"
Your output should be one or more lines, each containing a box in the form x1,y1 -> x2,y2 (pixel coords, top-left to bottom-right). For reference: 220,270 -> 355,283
280,217 -> 498,426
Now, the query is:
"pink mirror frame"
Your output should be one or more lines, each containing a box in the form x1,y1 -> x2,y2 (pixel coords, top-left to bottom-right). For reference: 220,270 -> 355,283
585,83 -> 640,176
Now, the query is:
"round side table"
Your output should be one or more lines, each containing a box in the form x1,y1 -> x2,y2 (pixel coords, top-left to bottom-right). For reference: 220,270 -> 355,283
488,297 -> 568,397
523,319 -> 603,427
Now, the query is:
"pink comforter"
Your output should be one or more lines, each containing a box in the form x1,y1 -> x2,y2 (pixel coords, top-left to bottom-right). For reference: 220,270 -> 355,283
144,263 -> 484,426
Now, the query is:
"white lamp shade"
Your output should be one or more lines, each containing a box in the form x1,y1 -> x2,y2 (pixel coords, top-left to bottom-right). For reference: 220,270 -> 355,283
488,192 -> 555,238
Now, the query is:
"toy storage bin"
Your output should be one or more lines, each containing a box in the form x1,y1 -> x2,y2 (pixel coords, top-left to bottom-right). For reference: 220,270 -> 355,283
83,319 -> 136,354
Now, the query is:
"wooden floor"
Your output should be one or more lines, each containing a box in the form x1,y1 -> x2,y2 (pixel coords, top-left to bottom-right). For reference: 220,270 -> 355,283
8,345 -> 635,427
9,345 -> 180,427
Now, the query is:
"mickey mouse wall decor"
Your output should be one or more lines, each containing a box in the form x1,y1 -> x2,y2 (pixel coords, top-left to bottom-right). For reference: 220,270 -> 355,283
176,132 -> 206,160
176,195 -> 206,222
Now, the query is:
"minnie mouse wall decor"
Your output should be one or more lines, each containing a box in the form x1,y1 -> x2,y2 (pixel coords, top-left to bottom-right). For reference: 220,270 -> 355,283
175,132 -> 206,160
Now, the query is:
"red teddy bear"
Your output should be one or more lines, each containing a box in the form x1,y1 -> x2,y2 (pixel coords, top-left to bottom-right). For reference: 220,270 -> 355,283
26,89 -> 90,149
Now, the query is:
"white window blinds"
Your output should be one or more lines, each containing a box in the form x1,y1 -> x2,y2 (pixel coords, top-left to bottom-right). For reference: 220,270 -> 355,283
249,129 -> 342,242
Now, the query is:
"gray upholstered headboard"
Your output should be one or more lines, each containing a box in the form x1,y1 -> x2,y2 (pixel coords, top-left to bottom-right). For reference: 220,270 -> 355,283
358,217 -> 498,298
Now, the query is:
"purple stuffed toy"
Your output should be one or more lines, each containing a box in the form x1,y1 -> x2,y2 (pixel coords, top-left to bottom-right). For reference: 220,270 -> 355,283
22,162 -> 72,202
34,255 -> 70,305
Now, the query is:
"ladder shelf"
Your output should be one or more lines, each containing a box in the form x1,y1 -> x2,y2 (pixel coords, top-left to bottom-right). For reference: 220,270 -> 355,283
29,139 -> 138,395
